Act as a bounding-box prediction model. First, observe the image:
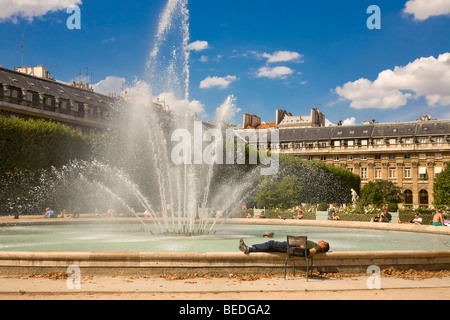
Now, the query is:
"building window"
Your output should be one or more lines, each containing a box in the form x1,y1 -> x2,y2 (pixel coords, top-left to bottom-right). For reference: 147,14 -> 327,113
419,153 -> 426,160
11,89 -> 19,98
347,140 -> 354,146
417,137 -> 428,144
404,168 -> 411,179
389,154 -> 396,160
435,153 -> 443,159
333,156 -> 340,161
389,138 -> 397,145
375,168 -> 382,179
360,139 -> 368,146
435,167 -> 443,178
308,156 -> 313,161
334,141 -> 341,147
389,168 -> 396,179
435,137 -> 444,144
403,138 -> 413,144
320,156 -> 327,161
348,168 -> 354,173
419,189 -> 429,206
374,154 -> 382,160
404,154 -> 411,159
374,139 -> 384,145
419,167 -> 428,180
360,155 -> 367,161
404,189 -> 413,205
361,168 -> 368,179
347,155 -> 353,161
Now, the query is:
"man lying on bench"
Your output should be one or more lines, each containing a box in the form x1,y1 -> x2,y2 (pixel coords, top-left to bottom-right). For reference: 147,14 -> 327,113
238,238 -> 330,256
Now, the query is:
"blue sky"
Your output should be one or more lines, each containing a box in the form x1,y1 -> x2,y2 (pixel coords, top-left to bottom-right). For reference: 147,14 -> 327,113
0,0 -> 450,125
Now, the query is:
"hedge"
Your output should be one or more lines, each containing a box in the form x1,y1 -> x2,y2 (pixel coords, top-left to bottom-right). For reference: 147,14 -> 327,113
0,115 -> 92,172
0,116 -> 93,215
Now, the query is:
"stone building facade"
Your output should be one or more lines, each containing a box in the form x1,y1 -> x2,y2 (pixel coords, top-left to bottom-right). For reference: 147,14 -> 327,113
275,118 -> 450,208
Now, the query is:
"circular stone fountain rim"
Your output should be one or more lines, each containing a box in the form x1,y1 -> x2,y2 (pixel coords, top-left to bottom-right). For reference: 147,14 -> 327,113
1,216 -> 449,276
1,216 -> 449,236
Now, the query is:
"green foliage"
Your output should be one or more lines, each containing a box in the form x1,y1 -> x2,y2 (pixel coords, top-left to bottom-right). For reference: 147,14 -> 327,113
254,175 -> 302,209
0,115 -> 92,172
360,182 -> 384,207
434,165 -> 450,208
0,116 -> 93,215
360,180 -> 403,208
317,202 -> 328,211
253,154 -> 361,209
387,202 -> 398,212
375,180 -> 403,204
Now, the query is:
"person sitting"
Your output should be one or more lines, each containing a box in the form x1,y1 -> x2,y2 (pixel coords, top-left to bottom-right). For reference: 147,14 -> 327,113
238,238 -> 330,256
295,210 -> 303,220
258,211 -> 266,219
381,209 -> 392,222
332,211 -> 340,221
373,212 -> 382,222
59,209 -> 70,218
246,212 -> 252,219
43,207 -> 56,219
433,209 -> 445,226
410,213 -> 422,225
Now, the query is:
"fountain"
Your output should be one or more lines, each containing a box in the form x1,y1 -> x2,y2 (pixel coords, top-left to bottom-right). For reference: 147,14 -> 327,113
1,0 -> 346,236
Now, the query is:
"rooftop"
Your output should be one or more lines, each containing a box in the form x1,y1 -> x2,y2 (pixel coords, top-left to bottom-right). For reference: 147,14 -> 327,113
0,66 -> 115,108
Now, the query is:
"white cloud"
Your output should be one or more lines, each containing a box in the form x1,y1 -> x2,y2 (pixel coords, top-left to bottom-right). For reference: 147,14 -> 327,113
404,0 -> 450,21
187,40 -> 209,52
200,75 -> 237,89
342,117 -> 357,126
257,66 -> 294,79
335,53 -> 450,109
0,0 -> 82,22
92,76 -> 126,95
262,51 -> 303,63
200,55 -> 208,63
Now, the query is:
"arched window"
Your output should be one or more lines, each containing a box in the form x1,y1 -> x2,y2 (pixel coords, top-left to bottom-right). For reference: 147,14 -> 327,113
404,189 -> 413,205
419,189 -> 429,206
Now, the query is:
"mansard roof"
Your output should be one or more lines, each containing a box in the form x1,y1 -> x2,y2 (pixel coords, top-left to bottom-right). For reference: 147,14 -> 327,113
278,121 -> 450,142
0,66 -> 115,109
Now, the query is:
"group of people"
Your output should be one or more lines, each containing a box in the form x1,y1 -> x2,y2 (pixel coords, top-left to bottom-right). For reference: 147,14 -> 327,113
43,208 -> 71,219
247,210 -> 266,219
372,208 -> 392,223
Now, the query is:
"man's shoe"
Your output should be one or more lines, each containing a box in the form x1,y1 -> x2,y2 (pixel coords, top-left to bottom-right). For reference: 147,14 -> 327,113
238,239 -> 249,255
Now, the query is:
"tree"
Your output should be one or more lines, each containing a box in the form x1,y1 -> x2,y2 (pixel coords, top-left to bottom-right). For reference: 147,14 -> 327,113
360,180 -> 402,208
434,166 -> 450,208
360,181 -> 384,207
254,175 -> 302,209
375,180 -> 403,204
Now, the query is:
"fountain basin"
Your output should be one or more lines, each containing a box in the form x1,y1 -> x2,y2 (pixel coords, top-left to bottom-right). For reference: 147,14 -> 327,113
0,217 -> 449,276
